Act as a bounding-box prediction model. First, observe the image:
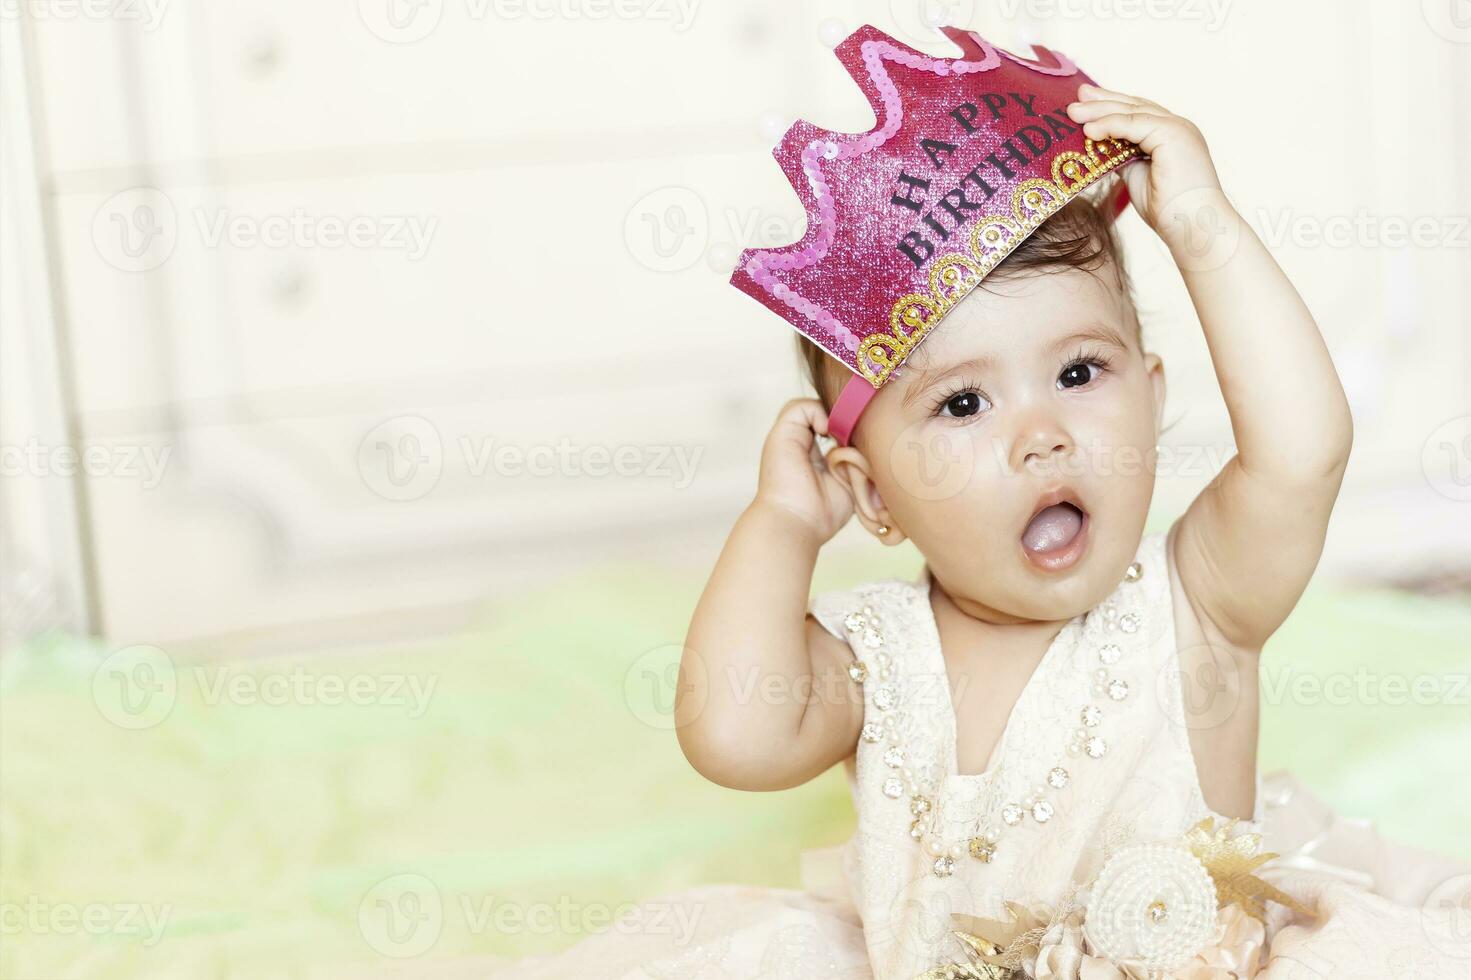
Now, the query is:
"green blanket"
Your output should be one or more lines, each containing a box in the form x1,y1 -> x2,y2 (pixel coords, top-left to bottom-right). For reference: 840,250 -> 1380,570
4,561 -> 1467,977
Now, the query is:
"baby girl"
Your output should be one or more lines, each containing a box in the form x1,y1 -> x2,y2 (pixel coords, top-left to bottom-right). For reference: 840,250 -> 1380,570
493,23 -> 1470,980
671,25 -> 1469,980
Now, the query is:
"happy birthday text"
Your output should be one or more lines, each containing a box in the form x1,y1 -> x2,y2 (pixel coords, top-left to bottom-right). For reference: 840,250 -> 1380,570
891,91 -> 1081,268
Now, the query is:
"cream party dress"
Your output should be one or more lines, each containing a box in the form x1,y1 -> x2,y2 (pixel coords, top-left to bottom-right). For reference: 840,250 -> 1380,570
489,528 -> 1471,980
804,525 -> 1251,977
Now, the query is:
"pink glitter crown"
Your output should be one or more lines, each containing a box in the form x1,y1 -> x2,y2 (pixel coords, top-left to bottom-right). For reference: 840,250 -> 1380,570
729,24 -> 1143,442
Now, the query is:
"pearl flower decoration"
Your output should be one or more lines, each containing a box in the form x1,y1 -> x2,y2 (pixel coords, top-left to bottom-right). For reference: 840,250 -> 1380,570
1083,841 -> 1218,971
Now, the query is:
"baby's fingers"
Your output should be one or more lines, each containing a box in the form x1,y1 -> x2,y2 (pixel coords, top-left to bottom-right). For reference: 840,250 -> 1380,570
763,398 -> 828,458
1077,83 -> 1168,114
774,397 -> 828,436
1072,110 -> 1193,156
1066,99 -> 1164,123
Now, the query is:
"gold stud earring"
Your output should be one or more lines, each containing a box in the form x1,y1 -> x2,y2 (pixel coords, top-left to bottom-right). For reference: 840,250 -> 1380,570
877,525 -> 890,537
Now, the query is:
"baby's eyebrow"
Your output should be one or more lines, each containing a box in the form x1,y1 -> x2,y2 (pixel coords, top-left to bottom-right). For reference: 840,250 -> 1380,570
899,321 -> 1130,408
900,354 -> 998,407
1050,322 -> 1131,353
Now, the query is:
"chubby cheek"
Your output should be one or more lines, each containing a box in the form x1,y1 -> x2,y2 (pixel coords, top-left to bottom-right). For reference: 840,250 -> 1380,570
872,422 -> 994,515
874,424 -> 1021,550
1071,394 -> 1158,493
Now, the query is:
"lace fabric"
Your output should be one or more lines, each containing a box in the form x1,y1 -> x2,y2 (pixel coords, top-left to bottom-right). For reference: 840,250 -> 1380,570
807,530 -> 1254,978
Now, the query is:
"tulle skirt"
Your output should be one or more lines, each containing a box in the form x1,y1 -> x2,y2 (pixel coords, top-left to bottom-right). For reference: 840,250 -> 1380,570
485,772 -> 1471,979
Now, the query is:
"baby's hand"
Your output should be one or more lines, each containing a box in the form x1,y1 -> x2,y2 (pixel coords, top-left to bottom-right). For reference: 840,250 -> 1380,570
1065,84 -> 1227,253
754,399 -> 855,544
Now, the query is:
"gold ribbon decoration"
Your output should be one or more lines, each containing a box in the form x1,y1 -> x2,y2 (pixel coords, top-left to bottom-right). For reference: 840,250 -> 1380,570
1183,817 -> 1318,922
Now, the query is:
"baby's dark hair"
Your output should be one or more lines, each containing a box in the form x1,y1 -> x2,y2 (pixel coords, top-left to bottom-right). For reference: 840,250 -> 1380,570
796,189 -> 1138,412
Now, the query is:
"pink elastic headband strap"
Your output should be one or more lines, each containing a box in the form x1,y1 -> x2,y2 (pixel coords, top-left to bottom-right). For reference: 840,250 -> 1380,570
825,179 -> 1133,448
827,374 -> 878,446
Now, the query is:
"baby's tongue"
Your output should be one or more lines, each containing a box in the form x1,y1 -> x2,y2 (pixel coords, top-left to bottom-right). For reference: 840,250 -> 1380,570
1022,504 -> 1083,553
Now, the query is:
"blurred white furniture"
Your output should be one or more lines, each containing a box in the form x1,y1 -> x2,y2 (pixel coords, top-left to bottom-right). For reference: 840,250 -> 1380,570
2,1 -> 1467,651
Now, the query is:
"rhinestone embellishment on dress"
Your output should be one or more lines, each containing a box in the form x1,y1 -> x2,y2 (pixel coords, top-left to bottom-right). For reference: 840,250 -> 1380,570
839,553 -> 1147,876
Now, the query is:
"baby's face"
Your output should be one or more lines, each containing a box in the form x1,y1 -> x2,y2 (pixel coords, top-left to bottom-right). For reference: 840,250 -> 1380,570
841,260 -> 1163,622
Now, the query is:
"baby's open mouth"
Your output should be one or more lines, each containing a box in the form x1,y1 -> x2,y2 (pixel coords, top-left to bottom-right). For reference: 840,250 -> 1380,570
1022,501 -> 1085,554
1020,492 -> 1090,571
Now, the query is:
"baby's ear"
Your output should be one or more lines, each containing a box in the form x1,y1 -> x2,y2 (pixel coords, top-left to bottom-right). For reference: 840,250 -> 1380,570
823,445 -> 906,545
1144,351 -> 1166,436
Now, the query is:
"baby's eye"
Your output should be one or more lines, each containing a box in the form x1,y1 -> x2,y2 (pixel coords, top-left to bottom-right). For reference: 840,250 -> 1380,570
939,390 -> 990,419
1058,360 -> 1104,389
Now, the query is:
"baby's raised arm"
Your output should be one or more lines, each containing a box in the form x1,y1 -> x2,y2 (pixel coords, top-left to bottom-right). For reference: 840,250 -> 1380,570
1068,85 -> 1355,655
676,399 -> 865,791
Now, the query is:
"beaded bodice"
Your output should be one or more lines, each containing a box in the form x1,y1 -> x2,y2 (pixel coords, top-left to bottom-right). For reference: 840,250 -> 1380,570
808,529 -> 1265,980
